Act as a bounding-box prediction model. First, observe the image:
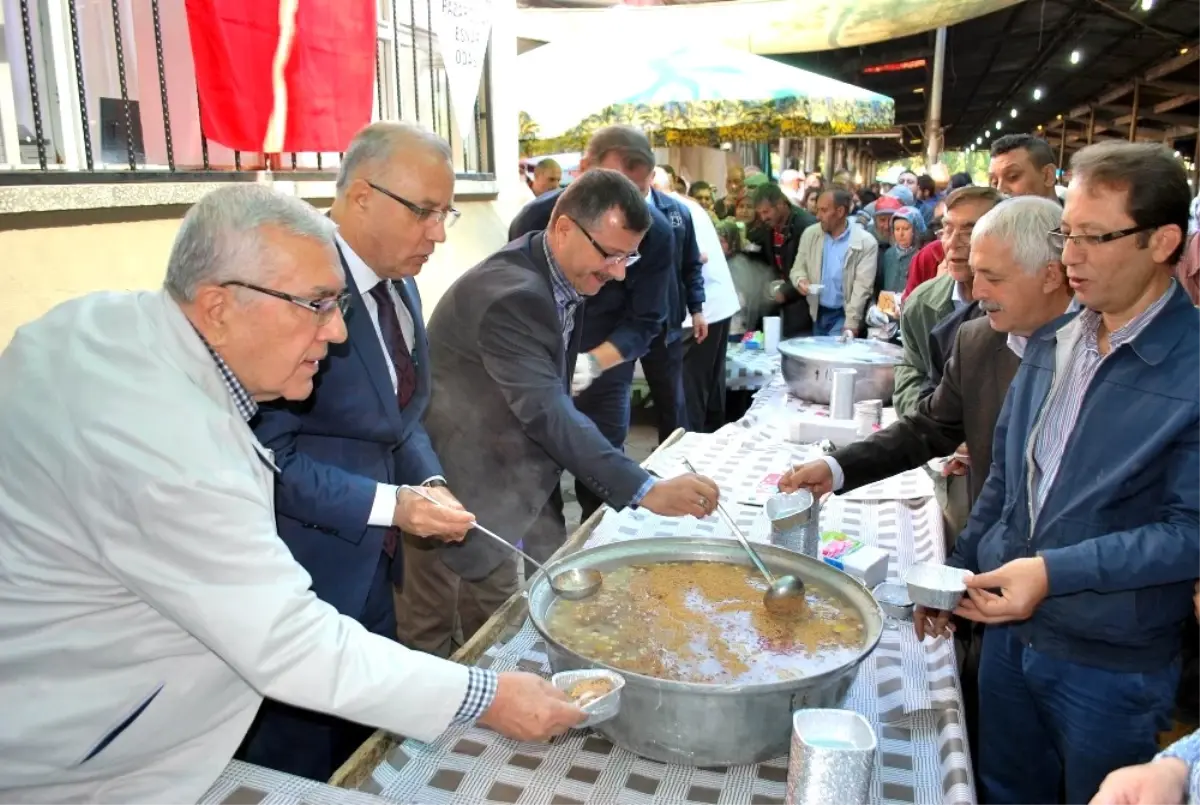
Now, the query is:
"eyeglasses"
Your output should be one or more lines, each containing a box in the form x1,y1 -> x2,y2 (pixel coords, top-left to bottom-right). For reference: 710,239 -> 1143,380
1048,224 -> 1156,251
566,215 -> 641,267
222,281 -> 351,323
367,181 -> 460,228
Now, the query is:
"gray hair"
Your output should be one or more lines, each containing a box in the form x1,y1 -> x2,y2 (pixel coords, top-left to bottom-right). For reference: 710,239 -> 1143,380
971,195 -> 1063,274
335,121 -> 452,192
164,184 -> 336,302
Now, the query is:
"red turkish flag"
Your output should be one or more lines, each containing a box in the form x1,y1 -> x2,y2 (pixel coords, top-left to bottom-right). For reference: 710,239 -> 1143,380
184,0 -> 376,154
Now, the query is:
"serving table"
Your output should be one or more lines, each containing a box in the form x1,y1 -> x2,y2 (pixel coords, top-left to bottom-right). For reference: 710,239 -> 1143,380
321,372 -> 977,805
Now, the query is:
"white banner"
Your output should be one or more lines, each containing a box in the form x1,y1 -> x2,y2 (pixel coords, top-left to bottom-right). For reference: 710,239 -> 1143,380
432,0 -> 494,141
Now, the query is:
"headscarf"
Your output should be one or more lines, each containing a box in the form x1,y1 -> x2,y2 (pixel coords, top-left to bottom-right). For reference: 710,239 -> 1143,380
890,207 -> 923,258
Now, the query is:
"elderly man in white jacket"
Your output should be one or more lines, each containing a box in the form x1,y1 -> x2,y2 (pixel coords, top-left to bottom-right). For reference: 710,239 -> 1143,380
0,185 -> 582,803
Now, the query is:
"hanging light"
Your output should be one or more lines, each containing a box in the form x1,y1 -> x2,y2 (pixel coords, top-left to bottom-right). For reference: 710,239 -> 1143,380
1010,108 -> 1019,118
1033,87 -> 1044,101
985,129 -> 992,137
1069,50 -> 1081,65
996,120 -> 1003,130
976,136 -> 983,144
1140,0 -> 1154,10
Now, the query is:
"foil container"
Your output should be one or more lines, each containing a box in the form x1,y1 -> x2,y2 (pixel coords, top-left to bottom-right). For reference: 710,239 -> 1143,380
786,709 -> 877,805
871,582 -> 914,621
904,562 -> 972,611
551,669 -> 625,727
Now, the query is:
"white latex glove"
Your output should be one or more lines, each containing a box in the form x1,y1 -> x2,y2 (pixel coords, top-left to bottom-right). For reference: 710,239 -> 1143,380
572,353 -> 601,396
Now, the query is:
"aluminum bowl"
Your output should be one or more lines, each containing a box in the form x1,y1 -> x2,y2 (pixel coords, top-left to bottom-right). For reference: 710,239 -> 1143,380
530,537 -> 884,767
778,336 -> 904,405
904,562 -> 972,611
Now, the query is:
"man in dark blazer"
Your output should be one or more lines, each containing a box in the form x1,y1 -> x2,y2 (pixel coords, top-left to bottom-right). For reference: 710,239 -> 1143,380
411,169 -> 721,658
640,183 -> 705,443
239,122 -> 478,780
779,196 -> 1073,520
509,126 -> 673,520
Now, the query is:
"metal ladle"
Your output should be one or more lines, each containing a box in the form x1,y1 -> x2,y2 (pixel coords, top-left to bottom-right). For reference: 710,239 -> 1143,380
679,459 -> 807,617
402,486 -> 602,600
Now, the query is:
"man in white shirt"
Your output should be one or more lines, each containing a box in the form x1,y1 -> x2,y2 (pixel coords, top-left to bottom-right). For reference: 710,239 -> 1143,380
243,122 -> 477,780
0,184 -> 581,803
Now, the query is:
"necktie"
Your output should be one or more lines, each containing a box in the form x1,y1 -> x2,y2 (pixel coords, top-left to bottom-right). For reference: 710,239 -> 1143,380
367,280 -> 417,409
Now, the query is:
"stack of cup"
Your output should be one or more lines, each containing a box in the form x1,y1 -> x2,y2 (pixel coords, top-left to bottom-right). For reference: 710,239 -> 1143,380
829,368 -> 857,420
766,490 -> 820,558
763,316 -> 782,355
786,709 -> 877,805
853,399 -> 883,437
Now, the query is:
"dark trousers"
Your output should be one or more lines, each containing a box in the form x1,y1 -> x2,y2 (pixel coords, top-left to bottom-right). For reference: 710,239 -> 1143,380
573,361 -> 635,521
235,552 -> 395,781
976,625 -> 1179,805
639,329 -> 688,445
682,318 -> 731,433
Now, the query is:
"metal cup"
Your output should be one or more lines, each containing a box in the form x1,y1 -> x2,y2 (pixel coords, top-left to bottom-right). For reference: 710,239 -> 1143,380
829,368 -> 857,420
766,490 -> 819,558
786,709 -> 877,805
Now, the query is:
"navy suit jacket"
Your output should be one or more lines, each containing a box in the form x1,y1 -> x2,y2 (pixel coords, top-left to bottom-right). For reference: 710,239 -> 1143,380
650,188 -> 704,342
508,189 -> 671,360
253,243 -> 442,617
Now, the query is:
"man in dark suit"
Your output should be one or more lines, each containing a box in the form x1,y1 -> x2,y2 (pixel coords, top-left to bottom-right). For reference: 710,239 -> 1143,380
408,169 -> 721,658
239,122 -> 482,780
509,126 -> 673,520
641,182 -> 705,443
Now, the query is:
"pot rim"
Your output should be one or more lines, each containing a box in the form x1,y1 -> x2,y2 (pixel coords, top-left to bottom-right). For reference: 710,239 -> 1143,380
528,537 -> 884,696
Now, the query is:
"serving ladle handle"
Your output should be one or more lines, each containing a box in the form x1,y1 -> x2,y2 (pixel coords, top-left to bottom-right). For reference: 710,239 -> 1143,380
679,458 -> 778,585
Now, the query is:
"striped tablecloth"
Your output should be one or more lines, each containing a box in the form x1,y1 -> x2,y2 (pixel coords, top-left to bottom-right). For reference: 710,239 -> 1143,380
342,428 -> 976,805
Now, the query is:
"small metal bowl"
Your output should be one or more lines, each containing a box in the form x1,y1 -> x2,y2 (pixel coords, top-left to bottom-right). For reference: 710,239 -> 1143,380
552,669 -> 626,727
872,582 -> 913,621
904,563 -> 972,611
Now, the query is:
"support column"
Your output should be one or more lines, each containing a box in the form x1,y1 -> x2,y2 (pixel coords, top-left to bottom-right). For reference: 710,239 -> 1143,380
1058,117 -> 1067,168
804,137 -> 817,172
822,137 -> 834,177
925,26 -> 947,167
1087,107 -> 1095,145
1129,80 -> 1140,142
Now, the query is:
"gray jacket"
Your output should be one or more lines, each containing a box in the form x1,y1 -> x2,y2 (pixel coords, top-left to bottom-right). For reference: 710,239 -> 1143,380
424,233 -> 651,580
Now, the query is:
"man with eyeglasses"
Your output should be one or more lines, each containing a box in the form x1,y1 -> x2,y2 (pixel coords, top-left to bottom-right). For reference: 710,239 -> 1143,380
509,126 -> 673,521
416,169 -> 720,659
932,141 -> 1198,805
241,122 -> 478,780
0,184 -> 584,802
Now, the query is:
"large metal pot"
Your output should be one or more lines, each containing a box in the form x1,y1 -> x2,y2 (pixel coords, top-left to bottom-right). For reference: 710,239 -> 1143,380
529,538 -> 883,767
778,336 -> 904,404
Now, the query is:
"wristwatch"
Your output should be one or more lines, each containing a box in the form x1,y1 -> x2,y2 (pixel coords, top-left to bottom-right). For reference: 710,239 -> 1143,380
422,478 -> 448,489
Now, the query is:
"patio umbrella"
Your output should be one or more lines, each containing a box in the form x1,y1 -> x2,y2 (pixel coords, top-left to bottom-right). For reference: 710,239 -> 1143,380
517,41 -> 894,156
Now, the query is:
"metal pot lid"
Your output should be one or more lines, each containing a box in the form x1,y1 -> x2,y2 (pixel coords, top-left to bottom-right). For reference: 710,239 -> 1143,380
778,336 -> 903,365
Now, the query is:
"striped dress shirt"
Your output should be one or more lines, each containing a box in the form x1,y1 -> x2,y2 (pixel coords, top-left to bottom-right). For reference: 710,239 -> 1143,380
1030,282 -> 1176,513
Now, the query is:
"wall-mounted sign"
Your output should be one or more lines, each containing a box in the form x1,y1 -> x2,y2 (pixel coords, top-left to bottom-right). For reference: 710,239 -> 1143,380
433,0 -> 495,140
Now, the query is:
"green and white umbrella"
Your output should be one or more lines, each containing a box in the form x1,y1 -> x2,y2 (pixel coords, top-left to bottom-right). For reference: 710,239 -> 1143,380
518,41 -> 894,156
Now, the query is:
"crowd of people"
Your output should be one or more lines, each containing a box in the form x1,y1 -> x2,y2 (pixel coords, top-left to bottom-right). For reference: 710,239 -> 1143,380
0,115 -> 1196,805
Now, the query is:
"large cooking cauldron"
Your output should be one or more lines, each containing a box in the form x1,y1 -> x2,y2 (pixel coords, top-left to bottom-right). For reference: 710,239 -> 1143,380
778,336 -> 904,404
529,538 -> 883,767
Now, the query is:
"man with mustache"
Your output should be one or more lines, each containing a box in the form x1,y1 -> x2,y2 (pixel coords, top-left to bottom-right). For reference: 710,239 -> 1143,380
410,170 -> 721,659
780,196 -> 1074,773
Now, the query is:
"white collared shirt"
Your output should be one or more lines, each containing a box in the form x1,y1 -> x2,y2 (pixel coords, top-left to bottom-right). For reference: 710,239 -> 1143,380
336,233 -> 416,388
335,233 -> 437,527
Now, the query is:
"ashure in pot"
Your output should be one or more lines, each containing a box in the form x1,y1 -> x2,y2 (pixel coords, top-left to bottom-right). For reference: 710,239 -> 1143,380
778,336 -> 904,405
529,538 -> 884,767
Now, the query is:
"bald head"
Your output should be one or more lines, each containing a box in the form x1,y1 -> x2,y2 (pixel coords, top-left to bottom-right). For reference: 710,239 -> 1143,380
335,121 -> 452,194
331,121 -> 456,281
532,158 -> 562,196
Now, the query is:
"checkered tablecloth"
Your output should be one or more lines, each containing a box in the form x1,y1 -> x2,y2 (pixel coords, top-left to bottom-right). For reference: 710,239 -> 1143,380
341,429 -> 975,805
632,343 -> 780,392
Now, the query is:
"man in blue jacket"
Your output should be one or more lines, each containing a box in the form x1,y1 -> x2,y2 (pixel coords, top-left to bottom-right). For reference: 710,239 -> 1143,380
240,123 -> 480,780
920,141 -> 1199,805
509,126 -> 672,519
641,174 -> 705,443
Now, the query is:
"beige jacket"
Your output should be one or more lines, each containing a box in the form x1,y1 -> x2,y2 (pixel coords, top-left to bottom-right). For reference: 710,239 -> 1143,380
0,290 -> 469,803
788,222 -> 879,331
